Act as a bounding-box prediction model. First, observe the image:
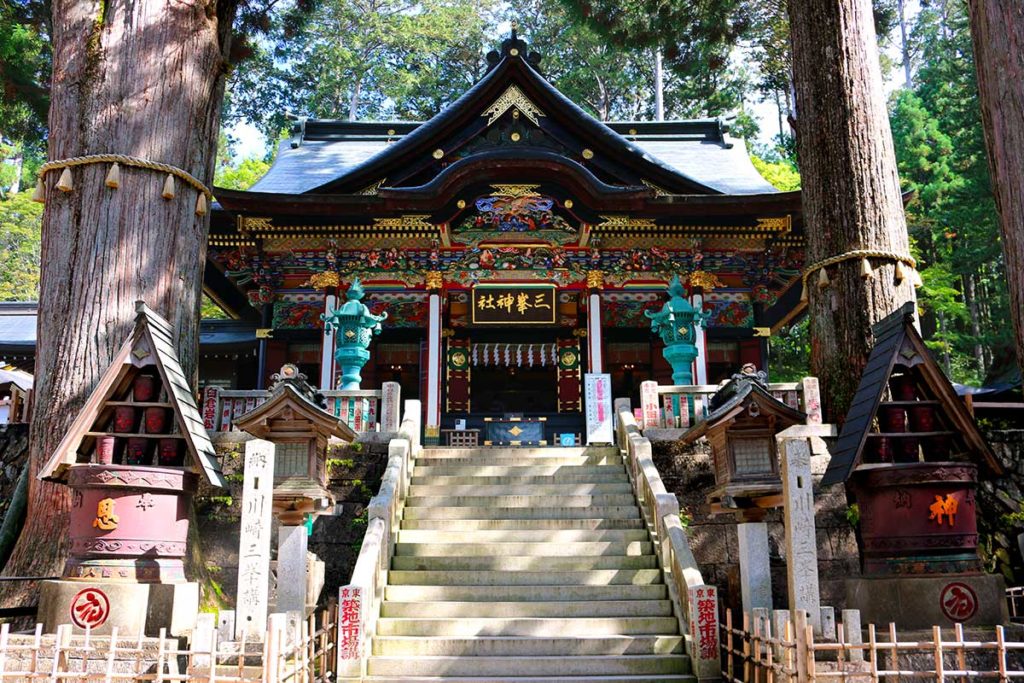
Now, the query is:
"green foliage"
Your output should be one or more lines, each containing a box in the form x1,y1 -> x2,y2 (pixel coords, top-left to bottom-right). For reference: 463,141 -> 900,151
0,190 -> 42,301
845,503 -> 860,528
201,295 -> 230,319
887,0 -> 1012,385
769,318 -> 810,382
226,0 -> 501,140
215,156 -> 271,190
750,154 -> 800,191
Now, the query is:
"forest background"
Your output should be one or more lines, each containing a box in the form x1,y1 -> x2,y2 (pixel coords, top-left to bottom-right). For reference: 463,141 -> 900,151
0,0 -> 1013,387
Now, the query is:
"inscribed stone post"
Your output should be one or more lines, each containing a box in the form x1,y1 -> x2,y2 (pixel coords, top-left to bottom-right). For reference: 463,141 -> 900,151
380,381 -> 401,432
640,380 -> 661,429
277,525 -> 309,614
686,584 -> 722,681
778,433 -> 822,634
235,440 -> 275,640
737,522 -> 773,612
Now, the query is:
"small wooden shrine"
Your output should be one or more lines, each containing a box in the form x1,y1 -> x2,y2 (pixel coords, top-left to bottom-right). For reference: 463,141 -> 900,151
234,363 -> 355,525
37,302 -> 224,636
680,370 -> 805,518
823,302 -> 1007,627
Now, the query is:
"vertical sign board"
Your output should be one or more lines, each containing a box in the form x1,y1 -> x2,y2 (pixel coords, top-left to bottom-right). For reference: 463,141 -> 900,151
584,373 -> 614,445
380,381 -> 401,432
640,380 -> 660,429
234,439 -> 275,640
687,584 -> 721,680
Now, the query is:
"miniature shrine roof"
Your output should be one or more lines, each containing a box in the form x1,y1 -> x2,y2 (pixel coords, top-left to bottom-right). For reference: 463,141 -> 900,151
680,373 -> 806,443
821,302 -> 1002,487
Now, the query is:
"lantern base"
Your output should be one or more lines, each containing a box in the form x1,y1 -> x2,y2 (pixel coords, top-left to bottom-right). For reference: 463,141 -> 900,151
38,579 -> 199,637
846,574 -> 1007,629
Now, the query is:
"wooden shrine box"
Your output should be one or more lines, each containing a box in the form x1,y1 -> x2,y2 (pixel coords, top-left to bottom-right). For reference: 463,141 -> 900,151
234,364 -> 356,524
37,302 -> 225,636
823,303 -> 1007,627
680,374 -> 804,518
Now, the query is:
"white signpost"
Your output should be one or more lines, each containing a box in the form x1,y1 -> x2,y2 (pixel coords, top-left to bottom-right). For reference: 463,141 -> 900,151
584,373 -> 614,444
640,380 -> 661,429
235,439 -> 275,640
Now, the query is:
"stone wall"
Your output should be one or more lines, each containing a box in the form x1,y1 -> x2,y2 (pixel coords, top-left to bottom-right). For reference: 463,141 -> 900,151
977,429 -> 1024,583
194,437 -> 388,610
651,437 -> 861,613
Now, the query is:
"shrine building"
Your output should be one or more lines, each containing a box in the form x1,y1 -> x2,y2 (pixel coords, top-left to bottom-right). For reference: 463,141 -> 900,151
204,32 -> 807,444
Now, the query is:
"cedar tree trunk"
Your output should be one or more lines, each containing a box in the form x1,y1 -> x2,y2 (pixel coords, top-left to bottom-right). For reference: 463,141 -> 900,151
787,0 -> 917,421
0,0 -> 236,608
968,0 -> 1024,378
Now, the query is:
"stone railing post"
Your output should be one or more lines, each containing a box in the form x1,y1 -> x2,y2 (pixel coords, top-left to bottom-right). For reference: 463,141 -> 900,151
687,584 -> 722,681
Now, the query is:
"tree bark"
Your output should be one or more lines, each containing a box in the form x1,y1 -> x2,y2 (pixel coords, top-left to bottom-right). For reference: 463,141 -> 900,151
0,0 -> 235,607
967,0 -> 1024,378
787,0 -> 917,421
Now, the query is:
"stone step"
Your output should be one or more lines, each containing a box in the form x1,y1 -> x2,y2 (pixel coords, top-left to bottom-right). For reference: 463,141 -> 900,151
419,446 -> 620,459
384,584 -> 669,602
410,473 -> 631,485
394,541 -> 653,557
398,518 -> 646,531
391,555 -> 658,571
375,617 -> 680,637
402,506 -> 641,521
415,455 -> 623,467
412,465 -> 627,477
364,676 -> 695,683
409,483 -> 634,496
371,635 -> 684,657
387,569 -> 664,586
380,600 -> 673,618
367,654 -> 689,677
405,494 -> 637,508
397,529 -> 650,543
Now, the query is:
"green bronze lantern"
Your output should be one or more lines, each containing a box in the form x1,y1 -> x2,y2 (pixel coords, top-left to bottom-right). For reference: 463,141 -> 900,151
646,275 -> 710,416
321,279 -> 387,390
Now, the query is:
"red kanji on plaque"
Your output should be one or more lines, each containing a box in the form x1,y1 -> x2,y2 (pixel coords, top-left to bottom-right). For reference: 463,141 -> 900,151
688,585 -> 719,664
339,587 -> 363,660
70,588 -> 110,629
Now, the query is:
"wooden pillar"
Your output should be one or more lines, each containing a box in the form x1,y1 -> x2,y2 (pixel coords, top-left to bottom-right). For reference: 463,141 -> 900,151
319,288 -> 337,390
424,286 -> 442,445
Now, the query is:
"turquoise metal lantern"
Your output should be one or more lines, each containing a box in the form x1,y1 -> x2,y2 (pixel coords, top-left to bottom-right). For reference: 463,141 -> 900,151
646,276 -> 709,417
321,279 -> 387,390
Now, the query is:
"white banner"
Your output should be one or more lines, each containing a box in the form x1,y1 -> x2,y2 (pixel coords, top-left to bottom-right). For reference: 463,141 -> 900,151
584,373 -> 614,444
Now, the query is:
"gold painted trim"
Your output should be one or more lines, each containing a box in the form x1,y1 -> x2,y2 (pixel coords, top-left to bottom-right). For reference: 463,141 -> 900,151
482,85 -> 546,127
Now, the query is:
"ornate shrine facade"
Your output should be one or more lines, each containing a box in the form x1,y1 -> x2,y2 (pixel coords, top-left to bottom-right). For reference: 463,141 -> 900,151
206,32 -> 806,443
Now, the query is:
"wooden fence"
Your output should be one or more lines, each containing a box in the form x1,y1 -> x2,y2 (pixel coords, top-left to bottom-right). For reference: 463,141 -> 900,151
0,608 -> 338,683
721,609 -> 1024,682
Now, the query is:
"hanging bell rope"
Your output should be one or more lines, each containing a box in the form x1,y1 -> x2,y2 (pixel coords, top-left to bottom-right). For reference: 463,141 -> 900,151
33,153 -> 213,215
801,248 -> 920,300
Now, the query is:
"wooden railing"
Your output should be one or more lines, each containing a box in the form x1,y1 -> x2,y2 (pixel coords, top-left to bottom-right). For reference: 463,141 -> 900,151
202,387 -> 384,436
721,608 -> 1024,682
335,400 -> 421,679
642,377 -> 823,430
0,607 -> 339,682
614,402 -> 721,681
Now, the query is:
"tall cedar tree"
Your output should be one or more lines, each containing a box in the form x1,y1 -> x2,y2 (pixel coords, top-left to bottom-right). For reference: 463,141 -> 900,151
0,0 -> 241,607
787,0 -> 916,420
967,1 -> 1024,377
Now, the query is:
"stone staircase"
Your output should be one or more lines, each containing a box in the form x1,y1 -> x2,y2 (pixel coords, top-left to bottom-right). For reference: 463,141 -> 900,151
365,445 -> 695,682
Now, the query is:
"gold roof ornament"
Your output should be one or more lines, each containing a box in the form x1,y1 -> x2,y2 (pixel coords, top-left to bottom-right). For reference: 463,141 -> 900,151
308,271 -> 341,290
596,215 -> 658,230
587,270 -> 605,291
482,85 -> 546,127
688,270 -> 724,292
372,215 -> 435,230
755,216 -> 792,233
490,184 -> 541,198
425,271 -> 444,291
357,178 -> 387,195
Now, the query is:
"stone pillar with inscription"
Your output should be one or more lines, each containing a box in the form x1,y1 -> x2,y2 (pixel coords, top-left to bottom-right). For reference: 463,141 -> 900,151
379,381 -> 401,433
276,524 -> 309,614
777,428 -> 822,634
737,521 -> 773,612
639,380 -> 661,429
235,439 -> 275,639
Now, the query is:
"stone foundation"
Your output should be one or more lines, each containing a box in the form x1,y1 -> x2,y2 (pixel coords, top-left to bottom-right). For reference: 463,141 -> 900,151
846,573 -> 1008,629
38,580 -> 198,636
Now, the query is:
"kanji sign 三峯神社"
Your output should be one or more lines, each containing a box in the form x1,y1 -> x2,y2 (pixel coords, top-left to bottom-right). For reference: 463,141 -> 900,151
471,285 -> 556,325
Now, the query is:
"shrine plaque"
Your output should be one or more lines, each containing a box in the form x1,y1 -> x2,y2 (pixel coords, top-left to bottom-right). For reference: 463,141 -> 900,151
584,373 -> 614,444
471,284 -> 556,325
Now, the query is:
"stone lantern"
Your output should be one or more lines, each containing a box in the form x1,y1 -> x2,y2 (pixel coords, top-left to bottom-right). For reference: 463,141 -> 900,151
646,275 -> 709,418
234,364 -> 356,614
37,303 -> 226,636
321,279 -> 387,390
